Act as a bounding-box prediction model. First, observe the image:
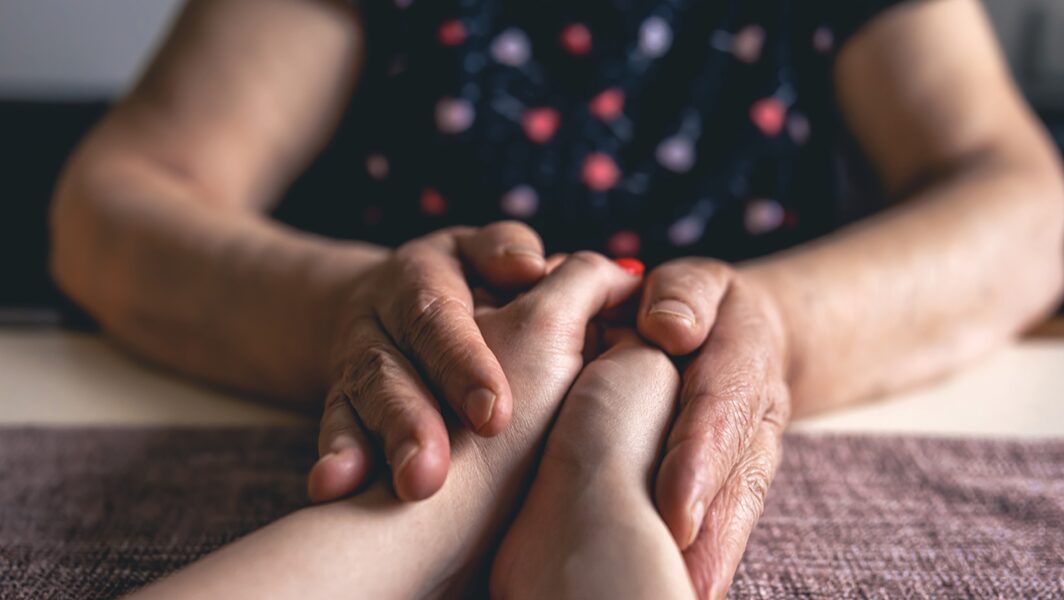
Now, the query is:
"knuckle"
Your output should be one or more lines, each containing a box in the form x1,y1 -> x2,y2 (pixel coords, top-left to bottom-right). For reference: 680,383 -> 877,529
506,294 -> 567,334
401,290 -> 467,347
342,344 -> 406,415
764,381 -> 793,426
568,250 -> 611,270
737,460 -> 773,522
643,348 -> 679,382
484,219 -> 537,239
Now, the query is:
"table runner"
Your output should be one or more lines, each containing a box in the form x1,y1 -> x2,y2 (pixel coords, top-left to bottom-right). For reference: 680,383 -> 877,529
1,428 -> 1061,598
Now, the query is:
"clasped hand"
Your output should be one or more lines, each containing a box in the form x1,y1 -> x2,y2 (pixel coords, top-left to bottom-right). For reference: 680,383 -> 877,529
308,221 -> 792,596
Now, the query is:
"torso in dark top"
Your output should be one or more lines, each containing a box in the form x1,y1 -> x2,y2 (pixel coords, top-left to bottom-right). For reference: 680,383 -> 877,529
274,0 -> 907,264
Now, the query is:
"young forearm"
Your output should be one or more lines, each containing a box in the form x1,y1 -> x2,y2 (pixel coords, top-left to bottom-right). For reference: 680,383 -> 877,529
51,149 -> 386,405
744,155 -> 1064,415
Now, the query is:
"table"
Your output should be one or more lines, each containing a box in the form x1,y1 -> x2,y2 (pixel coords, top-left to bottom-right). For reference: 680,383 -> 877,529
2,326 -> 1062,598
2,327 -> 1062,437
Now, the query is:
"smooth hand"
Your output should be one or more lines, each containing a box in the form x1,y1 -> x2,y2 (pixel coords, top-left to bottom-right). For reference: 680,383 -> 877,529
637,258 -> 792,598
308,222 -> 548,502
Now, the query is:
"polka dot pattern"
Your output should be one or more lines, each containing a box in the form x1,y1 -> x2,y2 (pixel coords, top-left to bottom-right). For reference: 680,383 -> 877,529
312,0 -> 910,264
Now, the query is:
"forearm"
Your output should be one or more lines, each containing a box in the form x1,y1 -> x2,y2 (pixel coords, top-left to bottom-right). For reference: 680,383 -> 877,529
51,145 -> 386,404
743,154 -> 1064,415
134,473 -> 485,599
134,388 -> 558,599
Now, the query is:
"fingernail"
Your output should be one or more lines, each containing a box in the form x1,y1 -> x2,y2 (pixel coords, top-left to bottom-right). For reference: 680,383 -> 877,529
504,247 -> 546,266
614,258 -> 645,277
464,388 -> 497,432
649,299 -> 696,325
392,440 -> 421,479
688,499 -> 706,547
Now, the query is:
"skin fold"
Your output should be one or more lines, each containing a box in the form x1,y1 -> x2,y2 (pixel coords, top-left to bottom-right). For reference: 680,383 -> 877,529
50,0 -> 1064,595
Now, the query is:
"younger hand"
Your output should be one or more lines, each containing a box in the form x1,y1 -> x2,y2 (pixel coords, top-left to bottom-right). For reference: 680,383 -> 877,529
308,222 -> 548,503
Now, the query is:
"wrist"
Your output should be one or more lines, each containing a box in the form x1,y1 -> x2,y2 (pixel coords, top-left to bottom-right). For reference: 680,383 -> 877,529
737,263 -> 800,411
307,240 -> 390,392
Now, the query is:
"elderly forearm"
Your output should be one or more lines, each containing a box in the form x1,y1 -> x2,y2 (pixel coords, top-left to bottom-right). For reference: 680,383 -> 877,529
742,155 -> 1064,415
51,145 -> 386,404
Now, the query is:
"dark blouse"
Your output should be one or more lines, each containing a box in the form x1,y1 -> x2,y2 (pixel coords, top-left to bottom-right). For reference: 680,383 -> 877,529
274,0 -> 909,264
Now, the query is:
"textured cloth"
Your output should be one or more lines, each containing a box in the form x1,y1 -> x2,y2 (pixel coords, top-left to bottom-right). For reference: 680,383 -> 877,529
0,427 -> 1061,598
276,0 -> 910,264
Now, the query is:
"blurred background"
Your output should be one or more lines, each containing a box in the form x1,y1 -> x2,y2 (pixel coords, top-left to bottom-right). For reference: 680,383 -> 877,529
2,0 -> 1063,319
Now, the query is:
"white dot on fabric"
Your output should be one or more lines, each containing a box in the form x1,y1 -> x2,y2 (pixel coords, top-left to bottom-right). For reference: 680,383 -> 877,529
365,153 -> 390,180
656,135 -> 696,173
491,28 -> 532,67
435,97 -> 475,134
745,199 -> 785,235
667,215 -> 706,246
500,185 -> 539,218
813,27 -> 835,53
638,16 -> 673,58
732,25 -> 765,63
787,112 -> 811,145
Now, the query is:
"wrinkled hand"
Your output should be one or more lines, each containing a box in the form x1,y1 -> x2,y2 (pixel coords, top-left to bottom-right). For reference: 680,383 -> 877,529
308,222 -> 549,503
637,258 -> 792,598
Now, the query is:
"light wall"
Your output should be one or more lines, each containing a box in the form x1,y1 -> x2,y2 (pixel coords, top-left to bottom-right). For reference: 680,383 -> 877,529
0,0 -> 1061,104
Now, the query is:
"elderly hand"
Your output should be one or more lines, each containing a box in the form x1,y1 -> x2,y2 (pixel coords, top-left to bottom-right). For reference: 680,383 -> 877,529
307,221 -> 551,503
636,258 -> 792,598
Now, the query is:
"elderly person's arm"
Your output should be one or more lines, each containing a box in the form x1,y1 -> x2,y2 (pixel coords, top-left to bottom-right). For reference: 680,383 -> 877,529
49,0 -> 550,502
632,0 -> 1064,595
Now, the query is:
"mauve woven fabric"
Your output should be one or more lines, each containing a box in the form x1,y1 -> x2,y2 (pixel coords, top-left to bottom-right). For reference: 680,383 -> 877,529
0,428 -> 1061,599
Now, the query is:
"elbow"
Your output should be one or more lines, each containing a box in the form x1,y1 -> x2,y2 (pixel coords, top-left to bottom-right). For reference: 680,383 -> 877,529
49,144 -> 137,327
1016,151 -> 1064,329
49,154 -> 100,312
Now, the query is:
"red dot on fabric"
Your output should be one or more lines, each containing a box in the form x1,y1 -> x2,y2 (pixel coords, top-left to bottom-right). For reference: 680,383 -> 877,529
522,107 -> 561,144
437,19 -> 467,46
560,23 -> 593,56
750,97 -> 787,137
420,188 -> 447,216
363,206 -> 383,225
784,210 -> 799,228
607,230 -> 642,258
590,87 -> 625,121
582,152 -> 620,191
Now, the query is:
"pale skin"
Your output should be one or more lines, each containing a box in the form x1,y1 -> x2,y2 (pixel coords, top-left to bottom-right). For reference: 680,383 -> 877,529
132,256 -> 694,599
51,0 -> 1064,595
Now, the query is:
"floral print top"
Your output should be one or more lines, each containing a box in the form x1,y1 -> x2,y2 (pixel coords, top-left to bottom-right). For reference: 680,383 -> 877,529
276,0 -> 909,264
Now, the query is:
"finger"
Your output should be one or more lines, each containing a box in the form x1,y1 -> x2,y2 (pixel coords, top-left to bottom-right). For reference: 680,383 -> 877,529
307,392 -> 375,503
546,339 -> 680,479
544,253 -> 567,274
338,318 -> 452,501
683,414 -> 785,600
637,258 -> 732,356
655,281 -> 788,549
513,252 -> 644,332
457,220 -> 546,288
379,238 -> 513,437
